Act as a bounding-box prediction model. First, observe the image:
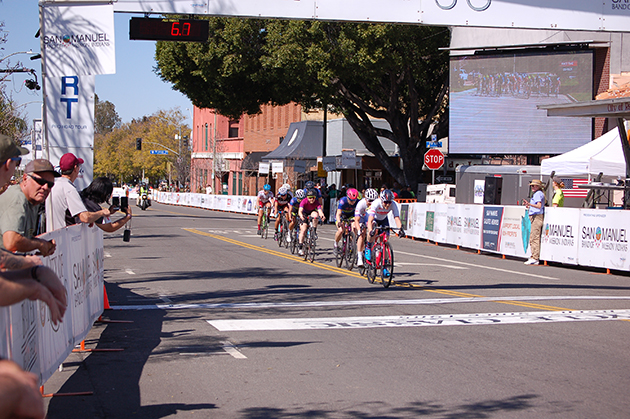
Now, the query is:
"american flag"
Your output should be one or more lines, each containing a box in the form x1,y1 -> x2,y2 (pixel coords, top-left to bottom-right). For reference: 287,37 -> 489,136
560,178 -> 589,198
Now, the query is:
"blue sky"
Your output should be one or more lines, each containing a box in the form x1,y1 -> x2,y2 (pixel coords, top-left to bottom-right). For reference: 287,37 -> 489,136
1,0 -> 193,130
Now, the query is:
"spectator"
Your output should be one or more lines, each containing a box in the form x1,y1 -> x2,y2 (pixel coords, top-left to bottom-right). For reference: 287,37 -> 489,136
46,153 -> 111,231
79,177 -> 131,233
400,185 -> 415,199
206,184 -> 213,194
552,177 -> 565,207
523,179 -> 545,265
0,159 -> 58,256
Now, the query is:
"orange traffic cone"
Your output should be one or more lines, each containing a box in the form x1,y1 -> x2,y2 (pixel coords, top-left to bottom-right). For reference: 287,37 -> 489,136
103,285 -> 111,310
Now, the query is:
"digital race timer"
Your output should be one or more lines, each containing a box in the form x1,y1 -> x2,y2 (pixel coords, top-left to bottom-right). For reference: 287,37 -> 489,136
129,17 -> 209,42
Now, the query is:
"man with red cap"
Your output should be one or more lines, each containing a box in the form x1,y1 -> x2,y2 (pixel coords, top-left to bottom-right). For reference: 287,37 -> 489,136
46,152 -> 113,231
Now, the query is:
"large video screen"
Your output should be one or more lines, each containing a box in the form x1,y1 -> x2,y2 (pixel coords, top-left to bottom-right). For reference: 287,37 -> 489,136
449,50 -> 593,155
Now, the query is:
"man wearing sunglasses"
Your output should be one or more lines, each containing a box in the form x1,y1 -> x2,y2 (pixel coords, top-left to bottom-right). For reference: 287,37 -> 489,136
0,159 -> 59,257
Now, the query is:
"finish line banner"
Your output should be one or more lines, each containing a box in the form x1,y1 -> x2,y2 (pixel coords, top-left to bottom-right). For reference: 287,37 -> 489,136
0,224 -> 104,385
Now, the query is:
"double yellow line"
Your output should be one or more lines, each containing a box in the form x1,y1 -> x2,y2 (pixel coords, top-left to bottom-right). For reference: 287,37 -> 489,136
184,228 -> 572,312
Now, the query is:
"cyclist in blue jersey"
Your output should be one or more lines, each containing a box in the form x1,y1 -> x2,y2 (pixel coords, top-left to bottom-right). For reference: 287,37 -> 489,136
333,188 -> 359,255
288,189 -> 305,232
273,187 -> 291,239
353,188 -> 378,266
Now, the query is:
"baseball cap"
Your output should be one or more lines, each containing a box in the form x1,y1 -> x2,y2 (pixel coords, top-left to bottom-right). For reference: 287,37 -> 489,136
59,153 -> 84,171
0,134 -> 29,163
25,159 -> 61,177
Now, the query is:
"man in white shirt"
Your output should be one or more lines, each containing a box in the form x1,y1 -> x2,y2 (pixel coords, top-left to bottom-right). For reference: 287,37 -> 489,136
46,153 -> 111,231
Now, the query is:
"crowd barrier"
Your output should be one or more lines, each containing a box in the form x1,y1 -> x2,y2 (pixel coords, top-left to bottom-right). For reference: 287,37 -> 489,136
155,192 -> 630,272
0,224 -> 104,385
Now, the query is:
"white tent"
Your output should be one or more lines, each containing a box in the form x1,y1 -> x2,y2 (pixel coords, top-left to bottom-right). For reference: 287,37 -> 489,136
541,127 -> 627,178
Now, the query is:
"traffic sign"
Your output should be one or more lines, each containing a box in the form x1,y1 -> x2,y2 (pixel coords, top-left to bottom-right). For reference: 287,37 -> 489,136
424,148 -> 444,170
150,150 -> 169,155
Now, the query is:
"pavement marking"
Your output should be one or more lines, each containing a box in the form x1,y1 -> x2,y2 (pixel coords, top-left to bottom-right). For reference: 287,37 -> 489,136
125,269 -> 136,275
396,249 -> 558,281
104,252 -> 112,258
208,309 -> 630,332
109,295 -> 630,311
396,263 -> 468,269
221,341 -> 247,359
183,228 -> 573,312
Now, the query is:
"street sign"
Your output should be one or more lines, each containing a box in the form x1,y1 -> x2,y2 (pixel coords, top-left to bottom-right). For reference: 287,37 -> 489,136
150,150 -> 169,155
424,148 -> 444,170
436,175 -> 454,183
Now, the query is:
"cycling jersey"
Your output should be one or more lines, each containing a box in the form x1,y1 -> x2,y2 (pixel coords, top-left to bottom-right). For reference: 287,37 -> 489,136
299,197 -> 322,215
275,193 -> 291,207
337,196 -> 358,219
289,197 -> 302,214
257,190 -> 274,205
368,198 -> 400,221
354,198 -> 371,224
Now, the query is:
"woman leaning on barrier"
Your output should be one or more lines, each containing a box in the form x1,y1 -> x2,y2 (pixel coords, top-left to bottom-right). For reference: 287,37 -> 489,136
79,177 -> 132,232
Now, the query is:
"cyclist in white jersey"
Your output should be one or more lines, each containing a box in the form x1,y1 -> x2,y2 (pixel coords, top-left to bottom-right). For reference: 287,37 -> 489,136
353,188 -> 378,266
365,189 -> 403,261
257,184 -> 274,235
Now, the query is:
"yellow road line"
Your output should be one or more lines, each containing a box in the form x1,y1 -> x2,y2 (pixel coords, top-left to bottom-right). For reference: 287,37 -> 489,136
184,228 -> 574,312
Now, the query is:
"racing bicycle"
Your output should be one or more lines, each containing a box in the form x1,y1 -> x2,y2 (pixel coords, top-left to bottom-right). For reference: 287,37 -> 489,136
365,225 -> 404,288
260,206 -> 270,239
335,219 -> 358,270
276,211 -> 290,248
302,217 -> 321,263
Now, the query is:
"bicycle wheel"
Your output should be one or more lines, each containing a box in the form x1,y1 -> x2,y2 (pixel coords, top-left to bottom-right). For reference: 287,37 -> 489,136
366,245 -> 377,283
289,227 -> 297,254
335,234 -> 345,268
282,217 -> 290,248
303,229 -> 310,261
381,243 -> 394,288
308,228 -> 316,263
358,253 -> 366,276
261,212 -> 267,239
262,212 -> 269,239
346,231 -> 357,271
277,215 -> 284,248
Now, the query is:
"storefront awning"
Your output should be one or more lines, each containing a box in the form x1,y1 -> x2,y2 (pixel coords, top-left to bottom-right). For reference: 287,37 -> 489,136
262,120 -> 323,161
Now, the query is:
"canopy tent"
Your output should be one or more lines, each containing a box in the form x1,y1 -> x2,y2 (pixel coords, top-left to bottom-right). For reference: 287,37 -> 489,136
262,120 -> 323,161
540,127 -> 627,178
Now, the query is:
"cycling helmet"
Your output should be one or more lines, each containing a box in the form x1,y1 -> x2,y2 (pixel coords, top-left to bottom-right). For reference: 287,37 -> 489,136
346,188 -> 358,200
305,181 -> 315,189
306,188 -> 318,197
380,189 -> 394,202
278,187 -> 288,195
295,189 -> 306,199
263,184 -> 271,191
281,183 -> 291,191
365,188 -> 378,200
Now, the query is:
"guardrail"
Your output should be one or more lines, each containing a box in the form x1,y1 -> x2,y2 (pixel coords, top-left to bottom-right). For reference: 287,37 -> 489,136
154,192 -> 630,272
0,224 -> 104,385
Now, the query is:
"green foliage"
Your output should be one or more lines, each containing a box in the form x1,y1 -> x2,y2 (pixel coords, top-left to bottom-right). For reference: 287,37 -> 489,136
94,94 -> 121,135
154,19 -> 450,186
94,109 -> 190,185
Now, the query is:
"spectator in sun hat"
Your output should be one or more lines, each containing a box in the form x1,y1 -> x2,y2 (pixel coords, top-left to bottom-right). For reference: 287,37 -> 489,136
523,178 -> 545,265
46,152 -> 113,231
0,159 -> 59,256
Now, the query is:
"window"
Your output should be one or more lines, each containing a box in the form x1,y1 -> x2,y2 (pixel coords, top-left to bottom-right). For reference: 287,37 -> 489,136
229,120 -> 239,138
205,124 -> 208,151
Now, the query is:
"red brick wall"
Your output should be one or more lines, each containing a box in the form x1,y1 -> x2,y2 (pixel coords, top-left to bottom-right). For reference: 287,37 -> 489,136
243,103 -> 302,153
593,47 -> 611,138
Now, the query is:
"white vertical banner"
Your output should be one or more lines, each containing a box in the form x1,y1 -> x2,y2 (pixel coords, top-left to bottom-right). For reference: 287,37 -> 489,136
45,75 -> 95,191
498,206 -> 530,258
540,208 -> 580,265
42,3 -> 116,77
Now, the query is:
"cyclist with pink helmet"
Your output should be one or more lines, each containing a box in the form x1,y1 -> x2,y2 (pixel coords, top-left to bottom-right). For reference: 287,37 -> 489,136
333,188 -> 359,255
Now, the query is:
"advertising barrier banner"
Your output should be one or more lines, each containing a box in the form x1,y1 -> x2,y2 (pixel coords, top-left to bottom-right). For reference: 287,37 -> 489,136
0,224 -> 103,385
577,209 -> 630,270
540,208 -> 580,265
499,206 -> 530,258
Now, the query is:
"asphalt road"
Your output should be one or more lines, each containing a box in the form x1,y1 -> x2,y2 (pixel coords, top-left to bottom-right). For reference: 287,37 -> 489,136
43,201 -> 630,418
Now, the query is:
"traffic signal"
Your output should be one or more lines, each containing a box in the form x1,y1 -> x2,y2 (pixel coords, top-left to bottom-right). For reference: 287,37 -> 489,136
183,135 -> 188,148
135,138 -> 142,150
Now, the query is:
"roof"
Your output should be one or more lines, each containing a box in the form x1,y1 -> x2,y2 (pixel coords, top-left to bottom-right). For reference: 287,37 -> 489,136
262,120 -> 323,161
537,97 -> 630,118
240,152 -> 268,170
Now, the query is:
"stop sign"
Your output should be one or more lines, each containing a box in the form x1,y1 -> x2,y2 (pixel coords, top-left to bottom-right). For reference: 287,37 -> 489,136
424,148 -> 444,170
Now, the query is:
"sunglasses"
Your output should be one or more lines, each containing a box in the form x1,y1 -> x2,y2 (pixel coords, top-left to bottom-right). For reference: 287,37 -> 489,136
307,196 -> 316,200
383,200 -> 392,205
28,173 -> 54,188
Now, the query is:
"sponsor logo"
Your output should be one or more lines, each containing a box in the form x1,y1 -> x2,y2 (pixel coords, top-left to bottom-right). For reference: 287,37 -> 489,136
542,223 -> 575,246
581,226 -> 628,251
43,33 -> 111,49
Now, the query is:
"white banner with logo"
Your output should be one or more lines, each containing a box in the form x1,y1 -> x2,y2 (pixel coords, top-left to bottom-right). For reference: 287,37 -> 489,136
445,204 -> 482,249
42,3 -> 116,77
577,209 -> 630,270
0,224 -> 103,385
540,208 -> 580,265
499,206 -> 530,258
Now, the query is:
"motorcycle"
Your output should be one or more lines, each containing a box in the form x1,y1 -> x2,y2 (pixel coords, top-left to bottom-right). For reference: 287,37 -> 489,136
138,193 -> 150,210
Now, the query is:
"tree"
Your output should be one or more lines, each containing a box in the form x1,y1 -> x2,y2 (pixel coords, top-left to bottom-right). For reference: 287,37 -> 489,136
94,108 -> 190,186
0,21 -> 28,140
155,19 -> 450,188
94,94 -> 121,135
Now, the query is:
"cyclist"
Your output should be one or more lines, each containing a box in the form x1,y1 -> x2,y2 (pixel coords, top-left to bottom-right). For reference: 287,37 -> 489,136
257,183 -> 274,235
297,188 -> 325,256
365,189 -> 404,268
333,187 -> 359,255
302,180 -> 323,206
288,189 -> 305,231
353,188 -> 378,266
273,186 -> 291,240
